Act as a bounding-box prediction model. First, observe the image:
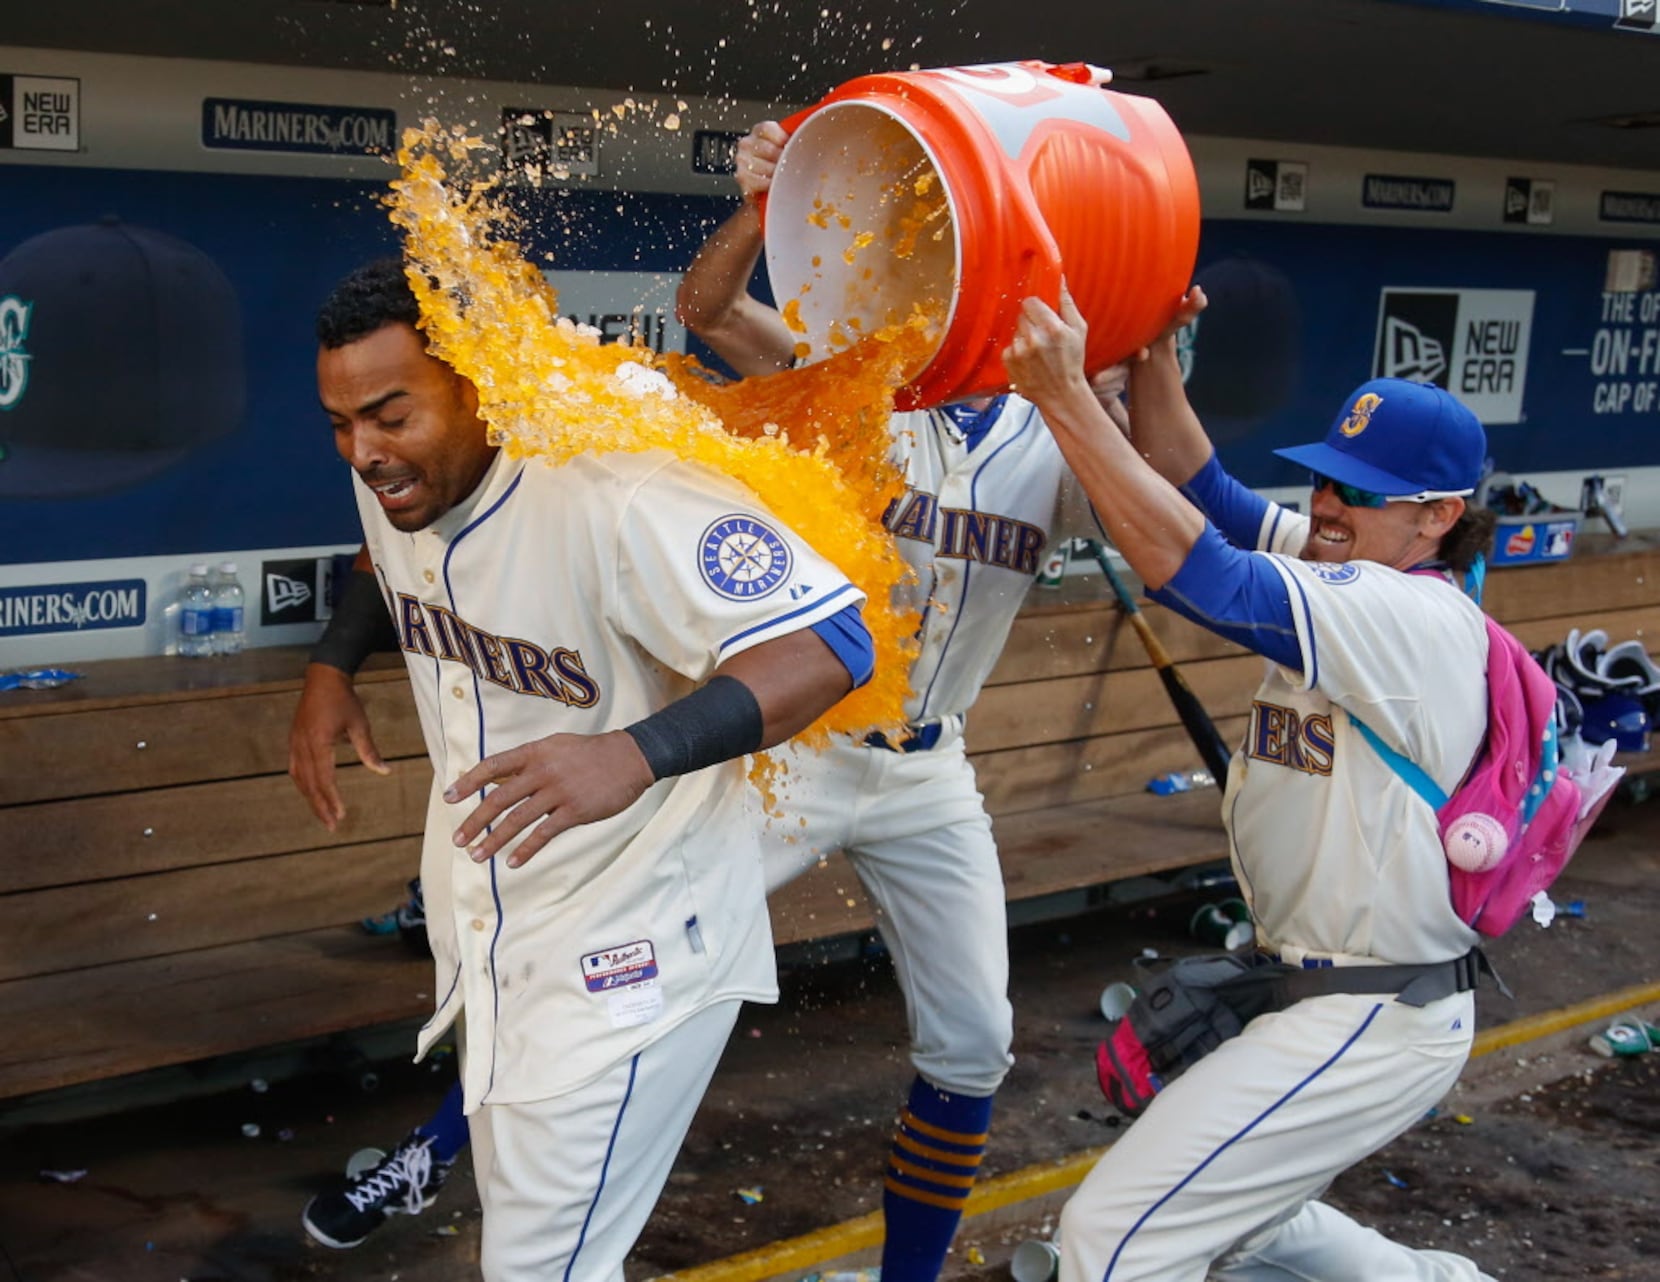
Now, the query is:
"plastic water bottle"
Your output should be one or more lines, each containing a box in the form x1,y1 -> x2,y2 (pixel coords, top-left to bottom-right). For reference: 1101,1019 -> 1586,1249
178,564 -> 214,658
1147,768 -> 1216,796
210,561 -> 247,656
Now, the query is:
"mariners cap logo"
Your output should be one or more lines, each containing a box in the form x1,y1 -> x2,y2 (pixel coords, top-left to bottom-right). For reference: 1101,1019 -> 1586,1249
700,514 -> 792,601
0,296 -> 33,412
1337,391 -> 1382,438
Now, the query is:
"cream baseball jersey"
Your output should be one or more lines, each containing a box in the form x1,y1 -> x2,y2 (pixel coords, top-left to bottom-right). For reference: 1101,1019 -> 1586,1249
1227,504 -> 1488,965
881,394 -> 1097,723
354,447 -> 864,1109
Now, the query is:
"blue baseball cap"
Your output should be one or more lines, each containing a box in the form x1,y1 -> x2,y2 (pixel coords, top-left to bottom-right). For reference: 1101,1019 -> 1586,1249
0,218 -> 244,499
1274,378 -> 1486,498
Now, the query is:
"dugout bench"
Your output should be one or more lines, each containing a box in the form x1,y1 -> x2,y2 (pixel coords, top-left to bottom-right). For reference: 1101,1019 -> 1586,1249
3,533 -> 1657,1104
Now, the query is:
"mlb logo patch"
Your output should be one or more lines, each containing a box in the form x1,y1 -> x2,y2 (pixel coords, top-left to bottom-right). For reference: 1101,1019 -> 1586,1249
581,940 -> 658,992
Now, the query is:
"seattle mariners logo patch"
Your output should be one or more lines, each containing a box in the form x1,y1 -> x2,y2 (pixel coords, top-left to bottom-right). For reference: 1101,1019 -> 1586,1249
700,514 -> 792,600
1338,392 -> 1382,438
1307,562 -> 1361,584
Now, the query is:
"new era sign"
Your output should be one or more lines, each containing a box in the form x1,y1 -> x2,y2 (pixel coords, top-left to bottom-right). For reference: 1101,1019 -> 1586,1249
261,557 -> 341,626
0,75 -> 79,152
1244,159 -> 1307,212
1374,288 -> 1535,424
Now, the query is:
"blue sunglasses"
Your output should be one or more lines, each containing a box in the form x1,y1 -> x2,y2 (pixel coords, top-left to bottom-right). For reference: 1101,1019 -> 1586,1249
1309,472 -> 1389,508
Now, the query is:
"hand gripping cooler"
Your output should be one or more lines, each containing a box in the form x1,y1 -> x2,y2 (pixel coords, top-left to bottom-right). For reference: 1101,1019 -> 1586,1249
762,60 -> 1201,409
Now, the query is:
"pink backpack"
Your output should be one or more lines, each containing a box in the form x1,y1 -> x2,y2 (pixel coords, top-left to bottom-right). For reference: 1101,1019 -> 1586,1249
1350,614 -> 1618,936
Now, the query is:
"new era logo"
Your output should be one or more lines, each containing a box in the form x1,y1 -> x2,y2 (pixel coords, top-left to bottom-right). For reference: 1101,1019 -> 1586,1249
1379,316 -> 1448,384
266,574 -> 312,613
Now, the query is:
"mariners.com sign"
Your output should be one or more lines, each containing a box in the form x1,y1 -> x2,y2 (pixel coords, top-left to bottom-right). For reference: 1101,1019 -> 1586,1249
201,97 -> 396,156
1373,288 -> 1536,424
0,579 -> 146,638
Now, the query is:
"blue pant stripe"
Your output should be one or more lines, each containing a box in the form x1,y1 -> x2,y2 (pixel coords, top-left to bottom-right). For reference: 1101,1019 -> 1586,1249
1101,1002 -> 1385,1282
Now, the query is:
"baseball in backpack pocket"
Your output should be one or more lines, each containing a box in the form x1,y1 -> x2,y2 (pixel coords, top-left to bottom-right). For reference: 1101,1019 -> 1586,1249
1351,616 -> 1623,936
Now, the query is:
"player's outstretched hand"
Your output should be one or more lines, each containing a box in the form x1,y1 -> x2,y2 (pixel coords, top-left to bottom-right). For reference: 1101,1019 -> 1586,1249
1004,280 -> 1093,413
288,663 -> 391,831
445,730 -> 654,869
736,120 -> 787,203
1136,285 -> 1208,360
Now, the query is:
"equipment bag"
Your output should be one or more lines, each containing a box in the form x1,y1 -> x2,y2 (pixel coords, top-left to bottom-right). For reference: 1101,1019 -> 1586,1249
1095,950 -> 1492,1117
1350,614 -> 1622,937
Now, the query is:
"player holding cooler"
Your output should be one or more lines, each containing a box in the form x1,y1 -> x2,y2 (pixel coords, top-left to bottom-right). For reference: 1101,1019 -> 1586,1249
304,258 -> 873,1281
1003,283 -> 1499,1281
675,121 -> 1117,1282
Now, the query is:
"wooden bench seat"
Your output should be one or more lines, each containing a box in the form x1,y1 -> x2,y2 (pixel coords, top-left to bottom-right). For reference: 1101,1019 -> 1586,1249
3,533 -> 1657,1102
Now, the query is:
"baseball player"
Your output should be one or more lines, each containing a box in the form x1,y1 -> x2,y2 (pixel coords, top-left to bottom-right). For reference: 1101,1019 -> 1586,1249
299,257 -> 874,1281
1004,283 -> 1498,1280
673,121 -> 1113,1282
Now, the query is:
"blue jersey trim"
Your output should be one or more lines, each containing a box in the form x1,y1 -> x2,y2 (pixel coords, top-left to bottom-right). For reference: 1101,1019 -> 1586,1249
1101,1002 -> 1386,1280
717,581 -> 862,656
1178,453 -> 1271,550
440,465 -> 525,1103
1149,525 -> 1302,671
918,400 -> 1038,717
566,1053 -> 640,1282
1286,567 -> 1319,690
809,602 -> 876,688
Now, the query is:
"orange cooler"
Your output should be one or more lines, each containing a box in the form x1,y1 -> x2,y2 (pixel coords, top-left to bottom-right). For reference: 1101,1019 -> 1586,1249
765,60 -> 1201,409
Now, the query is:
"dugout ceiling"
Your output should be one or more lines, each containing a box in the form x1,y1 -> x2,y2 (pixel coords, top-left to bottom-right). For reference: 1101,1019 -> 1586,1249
5,0 -> 1660,172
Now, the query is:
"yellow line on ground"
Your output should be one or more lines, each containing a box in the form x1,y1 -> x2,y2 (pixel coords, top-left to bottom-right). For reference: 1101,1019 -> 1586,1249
1470,979 -> 1660,1057
657,981 -> 1658,1282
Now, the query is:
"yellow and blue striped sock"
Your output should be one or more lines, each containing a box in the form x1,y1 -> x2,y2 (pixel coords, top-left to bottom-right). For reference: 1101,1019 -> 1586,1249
879,1076 -> 993,1282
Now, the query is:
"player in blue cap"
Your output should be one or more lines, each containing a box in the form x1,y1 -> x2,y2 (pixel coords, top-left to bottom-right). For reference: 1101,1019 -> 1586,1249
1004,283 -> 1501,1282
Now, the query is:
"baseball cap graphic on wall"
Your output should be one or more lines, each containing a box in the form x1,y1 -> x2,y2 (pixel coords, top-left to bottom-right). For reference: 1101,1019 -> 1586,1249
1181,255 -> 1301,444
1274,378 -> 1486,498
0,218 -> 244,499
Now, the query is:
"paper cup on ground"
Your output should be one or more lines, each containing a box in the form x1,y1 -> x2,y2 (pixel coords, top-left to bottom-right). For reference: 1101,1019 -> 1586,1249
1010,1238 -> 1061,1282
1099,980 -> 1137,1021
1191,903 -> 1254,950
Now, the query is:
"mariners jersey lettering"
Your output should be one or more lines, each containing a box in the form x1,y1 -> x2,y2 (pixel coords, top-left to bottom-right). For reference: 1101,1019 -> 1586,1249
1226,523 -> 1488,966
352,447 -> 863,1110
393,593 -> 601,705
883,488 -> 1048,576
885,396 -> 1098,722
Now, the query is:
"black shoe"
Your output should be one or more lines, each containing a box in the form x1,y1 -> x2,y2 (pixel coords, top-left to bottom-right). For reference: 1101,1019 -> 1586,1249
301,1131 -> 452,1249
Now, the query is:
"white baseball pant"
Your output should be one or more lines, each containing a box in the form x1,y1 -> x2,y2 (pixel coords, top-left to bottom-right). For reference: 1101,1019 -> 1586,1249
761,728 -> 1014,1097
468,999 -> 741,1282
1059,989 -> 1495,1282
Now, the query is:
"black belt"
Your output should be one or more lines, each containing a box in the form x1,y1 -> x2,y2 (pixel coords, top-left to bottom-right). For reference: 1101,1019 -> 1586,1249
1259,948 -> 1508,1007
863,722 -> 946,753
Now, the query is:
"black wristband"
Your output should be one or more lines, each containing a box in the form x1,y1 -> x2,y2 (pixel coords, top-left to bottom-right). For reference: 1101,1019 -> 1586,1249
310,570 -> 400,675
624,674 -> 765,781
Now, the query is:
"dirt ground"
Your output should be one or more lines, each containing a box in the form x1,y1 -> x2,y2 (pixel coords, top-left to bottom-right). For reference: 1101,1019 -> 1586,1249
3,795 -> 1659,1282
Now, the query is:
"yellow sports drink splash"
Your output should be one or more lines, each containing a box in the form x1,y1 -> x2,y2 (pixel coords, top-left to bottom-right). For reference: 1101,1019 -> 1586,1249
384,121 -> 931,742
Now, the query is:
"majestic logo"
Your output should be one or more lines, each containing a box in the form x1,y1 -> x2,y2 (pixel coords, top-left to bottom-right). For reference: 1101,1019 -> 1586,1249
0,295 -> 32,411
700,514 -> 792,600
266,574 -> 312,614
1306,562 -> 1361,585
1337,392 -> 1382,438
